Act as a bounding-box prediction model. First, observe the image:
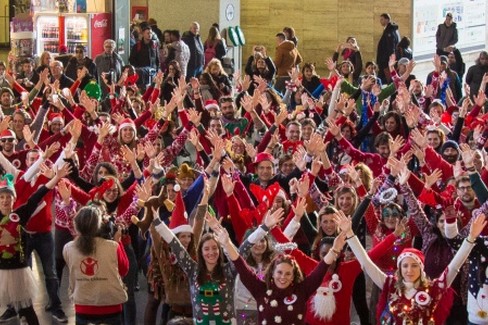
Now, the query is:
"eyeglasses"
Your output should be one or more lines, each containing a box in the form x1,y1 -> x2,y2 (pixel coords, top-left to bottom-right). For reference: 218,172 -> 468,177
75,50 -> 84,53
0,138 -> 14,143
457,186 -> 473,192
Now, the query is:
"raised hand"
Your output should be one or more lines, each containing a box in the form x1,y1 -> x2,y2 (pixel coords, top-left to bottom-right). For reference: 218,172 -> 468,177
326,117 -> 341,138
332,230 -> 348,254
389,135 -> 405,158
394,217 -> 408,237
293,146 -> 307,171
460,143 -> 475,168
43,141 -> 61,160
310,156 -> 323,177
63,141 -> 75,160
469,213 -> 487,241
222,157 -> 236,174
244,140 -> 257,160
296,175 -> 310,198
369,177 -> 382,196
397,167 -> 411,186
305,132 -> 326,157
264,207 -> 285,229
325,57 -> 336,72
136,179 -> 153,202
187,108 -> 202,127
54,163 -> 72,180
188,128 -> 202,150
214,225 -> 231,247
333,210 -> 352,234
211,139 -> 226,162
273,107 -> 288,127
205,128 -> 221,146
256,76 -> 269,93
424,169 -> 442,189
120,145 -> 136,164
410,128 -> 427,149
205,212 -> 223,232
387,156 -> 405,177
40,162 -> 55,179
345,164 -> 362,187
57,178 -> 72,204
475,89 -> 487,108
220,174 -> 235,196
291,197 -> 307,221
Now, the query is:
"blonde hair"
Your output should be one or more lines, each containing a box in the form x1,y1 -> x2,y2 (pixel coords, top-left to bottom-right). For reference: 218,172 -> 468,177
204,58 -> 228,77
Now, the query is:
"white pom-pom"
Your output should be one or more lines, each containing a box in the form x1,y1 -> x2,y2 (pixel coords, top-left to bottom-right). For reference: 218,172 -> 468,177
174,184 -> 181,192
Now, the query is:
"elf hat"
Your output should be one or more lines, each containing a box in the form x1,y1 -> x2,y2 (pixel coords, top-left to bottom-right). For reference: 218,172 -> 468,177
0,174 -> 16,198
397,248 -> 425,269
169,184 -> 192,234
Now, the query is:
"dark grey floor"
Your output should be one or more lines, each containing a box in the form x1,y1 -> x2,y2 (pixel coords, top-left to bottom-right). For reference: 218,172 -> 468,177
0,253 -> 158,325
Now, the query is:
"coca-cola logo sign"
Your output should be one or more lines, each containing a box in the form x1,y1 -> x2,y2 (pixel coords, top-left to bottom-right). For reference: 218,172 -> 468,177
94,19 -> 108,28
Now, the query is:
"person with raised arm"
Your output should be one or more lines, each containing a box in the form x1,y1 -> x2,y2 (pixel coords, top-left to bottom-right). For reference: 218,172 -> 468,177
335,183 -> 485,324
214,222 -> 346,325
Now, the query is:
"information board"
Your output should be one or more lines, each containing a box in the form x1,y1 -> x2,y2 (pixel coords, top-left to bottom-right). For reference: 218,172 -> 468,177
413,0 -> 486,60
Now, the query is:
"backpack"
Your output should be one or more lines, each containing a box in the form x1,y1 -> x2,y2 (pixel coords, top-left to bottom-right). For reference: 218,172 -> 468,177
204,41 -> 217,66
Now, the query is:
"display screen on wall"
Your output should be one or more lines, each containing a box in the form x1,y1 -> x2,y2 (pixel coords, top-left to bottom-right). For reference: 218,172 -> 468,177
413,0 -> 486,60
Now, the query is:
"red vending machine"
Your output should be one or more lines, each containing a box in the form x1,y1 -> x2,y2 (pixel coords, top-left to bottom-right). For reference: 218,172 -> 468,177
34,13 -> 112,57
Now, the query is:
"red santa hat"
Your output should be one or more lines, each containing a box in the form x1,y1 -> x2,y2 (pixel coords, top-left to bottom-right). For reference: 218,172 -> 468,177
204,99 -> 220,111
169,184 -> 192,235
397,248 -> 425,269
0,129 -> 16,140
48,112 -> 65,126
118,118 -> 137,133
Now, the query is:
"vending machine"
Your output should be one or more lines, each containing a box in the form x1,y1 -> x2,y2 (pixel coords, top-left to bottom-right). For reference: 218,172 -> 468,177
34,12 -> 112,58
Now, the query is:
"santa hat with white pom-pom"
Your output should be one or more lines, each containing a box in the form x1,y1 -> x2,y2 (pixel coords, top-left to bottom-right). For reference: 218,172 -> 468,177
169,184 -> 192,234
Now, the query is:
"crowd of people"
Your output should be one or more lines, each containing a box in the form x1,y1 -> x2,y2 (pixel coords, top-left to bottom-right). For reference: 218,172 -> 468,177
0,9 -> 488,325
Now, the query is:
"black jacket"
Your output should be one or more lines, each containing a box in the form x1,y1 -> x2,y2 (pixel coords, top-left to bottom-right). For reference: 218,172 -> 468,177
182,31 -> 204,78
377,23 -> 400,67
129,39 -> 160,70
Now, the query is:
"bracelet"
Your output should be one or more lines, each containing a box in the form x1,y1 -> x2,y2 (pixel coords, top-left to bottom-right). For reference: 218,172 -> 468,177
466,166 -> 476,172
466,237 -> 476,244
137,199 -> 146,207
331,248 -> 341,255
346,234 -> 356,240
260,224 -> 270,232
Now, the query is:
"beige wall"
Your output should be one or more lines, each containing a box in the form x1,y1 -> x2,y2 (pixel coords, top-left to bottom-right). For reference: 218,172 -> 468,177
139,0 -> 412,74
145,0 -> 220,35
240,0 -> 412,75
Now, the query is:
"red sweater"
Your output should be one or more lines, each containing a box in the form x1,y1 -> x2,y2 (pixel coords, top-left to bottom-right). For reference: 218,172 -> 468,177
14,174 -> 53,233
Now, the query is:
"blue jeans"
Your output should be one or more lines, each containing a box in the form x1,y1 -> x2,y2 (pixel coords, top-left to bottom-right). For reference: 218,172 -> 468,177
76,312 -> 122,325
25,231 -> 62,309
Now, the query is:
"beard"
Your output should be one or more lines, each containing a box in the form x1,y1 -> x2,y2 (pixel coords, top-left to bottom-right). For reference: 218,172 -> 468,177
312,287 -> 336,321
443,154 -> 458,164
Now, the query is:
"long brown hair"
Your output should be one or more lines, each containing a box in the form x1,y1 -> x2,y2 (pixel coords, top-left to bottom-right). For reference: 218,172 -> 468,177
205,26 -> 222,46
243,228 -> 275,268
311,206 -> 339,260
74,206 -> 102,256
264,254 -> 303,289
196,233 -> 225,285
